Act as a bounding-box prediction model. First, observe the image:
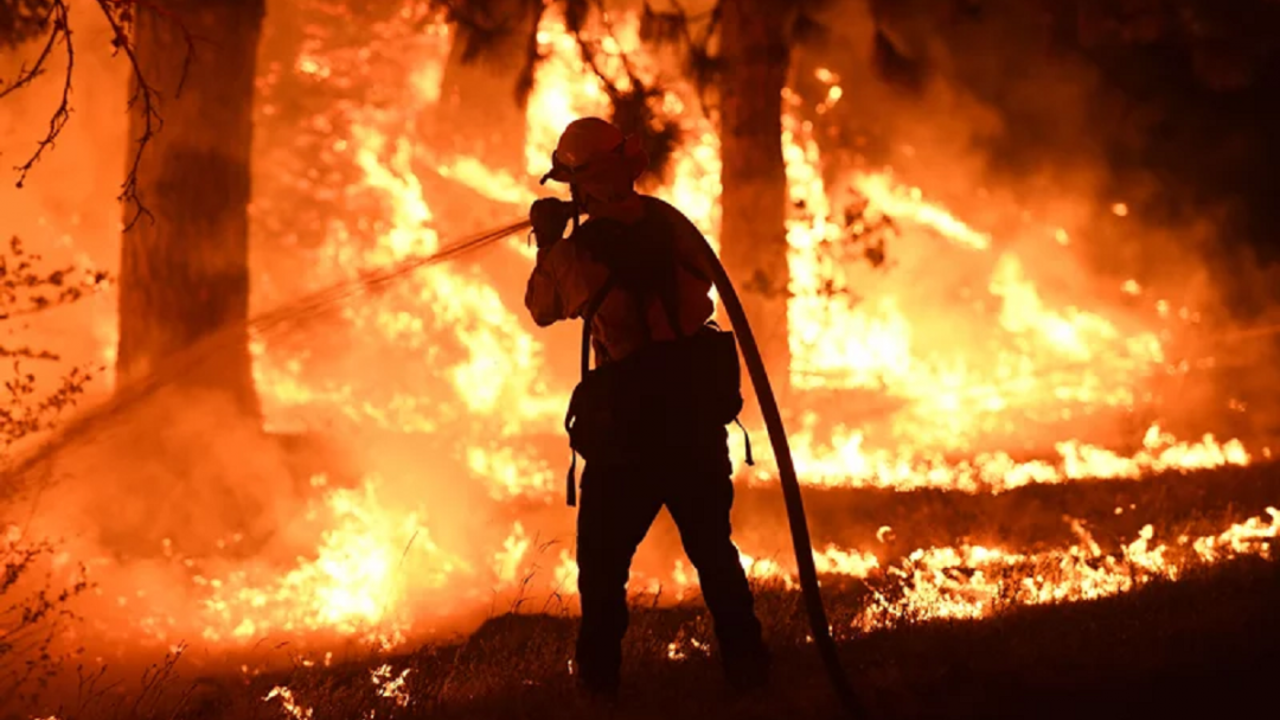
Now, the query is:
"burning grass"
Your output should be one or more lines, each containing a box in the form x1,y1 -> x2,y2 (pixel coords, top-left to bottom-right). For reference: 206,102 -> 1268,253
13,550 -> 1277,720
4,459 -> 1276,718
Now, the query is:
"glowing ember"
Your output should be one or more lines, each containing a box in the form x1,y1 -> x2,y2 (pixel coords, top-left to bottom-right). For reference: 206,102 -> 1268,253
371,664 -> 413,707
666,625 -> 712,661
265,686 -> 314,720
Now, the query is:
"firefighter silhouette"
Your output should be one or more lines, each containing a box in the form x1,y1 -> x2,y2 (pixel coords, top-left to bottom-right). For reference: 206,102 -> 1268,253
526,117 -> 770,699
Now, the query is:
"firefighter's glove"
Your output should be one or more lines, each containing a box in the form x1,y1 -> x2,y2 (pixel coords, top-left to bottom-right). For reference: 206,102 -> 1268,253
530,197 -> 573,250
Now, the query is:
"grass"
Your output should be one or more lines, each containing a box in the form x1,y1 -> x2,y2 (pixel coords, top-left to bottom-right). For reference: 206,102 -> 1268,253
158,555 -> 1277,720
7,463 -> 1279,720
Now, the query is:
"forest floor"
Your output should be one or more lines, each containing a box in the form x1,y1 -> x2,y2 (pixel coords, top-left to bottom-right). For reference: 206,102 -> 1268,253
174,554 -> 1280,720
10,462 -> 1280,720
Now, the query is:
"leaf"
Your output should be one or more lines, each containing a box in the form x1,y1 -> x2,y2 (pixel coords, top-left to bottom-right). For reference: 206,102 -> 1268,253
514,2 -> 548,108
607,81 -> 684,181
684,48 -> 722,94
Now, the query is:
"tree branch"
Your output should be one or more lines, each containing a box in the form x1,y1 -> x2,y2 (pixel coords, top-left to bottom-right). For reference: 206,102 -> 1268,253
514,0 -> 547,107
98,0 -> 161,229
0,0 -> 195,230
0,0 -> 74,191
641,0 -> 720,119
568,0 -> 682,177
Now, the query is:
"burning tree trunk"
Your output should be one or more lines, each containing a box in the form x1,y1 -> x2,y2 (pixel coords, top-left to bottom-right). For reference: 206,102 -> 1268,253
117,0 -> 264,417
719,0 -> 793,395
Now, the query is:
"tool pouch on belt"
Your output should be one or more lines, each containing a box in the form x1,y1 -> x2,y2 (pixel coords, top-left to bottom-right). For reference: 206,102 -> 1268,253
563,285 -> 744,505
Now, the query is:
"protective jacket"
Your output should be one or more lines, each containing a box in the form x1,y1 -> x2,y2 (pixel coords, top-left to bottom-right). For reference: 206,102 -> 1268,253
524,196 -> 716,365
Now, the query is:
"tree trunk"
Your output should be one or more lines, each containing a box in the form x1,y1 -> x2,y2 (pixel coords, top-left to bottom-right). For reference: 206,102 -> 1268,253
117,0 -> 264,417
719,0 -> 792,397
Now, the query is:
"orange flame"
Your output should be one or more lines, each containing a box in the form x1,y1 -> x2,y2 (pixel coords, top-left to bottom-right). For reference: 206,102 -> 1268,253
57,3 -> 1263,659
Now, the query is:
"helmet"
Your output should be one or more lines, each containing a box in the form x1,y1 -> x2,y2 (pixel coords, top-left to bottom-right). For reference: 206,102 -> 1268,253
539,117 -> 649,187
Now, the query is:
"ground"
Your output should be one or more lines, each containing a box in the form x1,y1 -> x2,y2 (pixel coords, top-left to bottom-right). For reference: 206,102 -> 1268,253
171,463 -> 1280,720
181,555 -> 1277,720
13,462 -> 1280,720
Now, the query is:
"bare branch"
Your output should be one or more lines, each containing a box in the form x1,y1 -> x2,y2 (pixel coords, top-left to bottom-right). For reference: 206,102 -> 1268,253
0,3 -> 62,101
0,0 -> 74,191
566,1 -> 683,177
0,236 -> 111,320
0,1 -> 196,229
94,0 -> 161,229
644,0 -> 720,118
101,0 -> 199,229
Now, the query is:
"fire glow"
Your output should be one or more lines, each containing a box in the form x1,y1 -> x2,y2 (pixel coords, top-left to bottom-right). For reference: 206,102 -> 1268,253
14,2 -> 1273,664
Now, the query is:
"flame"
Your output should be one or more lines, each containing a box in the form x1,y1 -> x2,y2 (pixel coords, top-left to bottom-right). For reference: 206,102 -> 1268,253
265,686 -> 314,720
761,419 -> 1250,493
371,664 -> 413,707
45,2 -> 1269,663
231,1 -> 1264,645
848,170 -> 992,251
191,476 -> 468,647
707,508 -> 1278,633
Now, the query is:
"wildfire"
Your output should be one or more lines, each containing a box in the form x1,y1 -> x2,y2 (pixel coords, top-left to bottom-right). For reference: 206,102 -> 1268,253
35,0 -> 1270,666
764,419 -> 1251,493
221,1 -> 1271,646
112,475 -> 475,649
803,508 -> 1277,633
371,664 -> 414,707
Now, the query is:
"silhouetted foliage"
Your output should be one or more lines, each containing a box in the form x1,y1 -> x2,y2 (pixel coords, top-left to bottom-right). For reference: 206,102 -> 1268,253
0,0 -> 53,48
0,236 -> 103,709
0,236 -> 108,448
0,533 -> 91,706
0,238 -> 110,322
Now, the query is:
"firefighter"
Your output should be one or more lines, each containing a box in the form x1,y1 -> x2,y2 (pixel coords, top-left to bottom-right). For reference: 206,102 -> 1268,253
525,117 -> 770,700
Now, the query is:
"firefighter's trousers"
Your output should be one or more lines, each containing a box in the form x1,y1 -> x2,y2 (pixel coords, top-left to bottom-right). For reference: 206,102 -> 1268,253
573,440 -> 769,693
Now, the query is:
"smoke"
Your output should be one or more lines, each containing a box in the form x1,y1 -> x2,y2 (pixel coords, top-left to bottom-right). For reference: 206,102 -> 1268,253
789,0 -> 1280,445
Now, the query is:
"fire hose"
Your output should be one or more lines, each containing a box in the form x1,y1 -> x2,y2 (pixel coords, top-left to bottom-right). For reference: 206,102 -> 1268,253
4,216 -> 866,717
691,233 -> 867,720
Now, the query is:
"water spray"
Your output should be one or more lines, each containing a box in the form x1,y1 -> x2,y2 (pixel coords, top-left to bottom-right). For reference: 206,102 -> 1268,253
3,216 -> 865,718
2,219 -> 532,495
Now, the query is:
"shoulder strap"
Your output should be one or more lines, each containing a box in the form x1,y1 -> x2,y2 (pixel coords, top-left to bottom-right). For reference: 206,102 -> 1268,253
567,272 -> 617,509
581,273 -> 618,378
